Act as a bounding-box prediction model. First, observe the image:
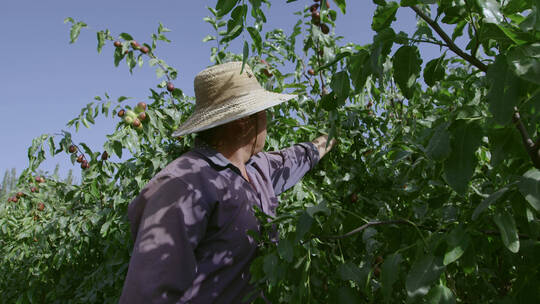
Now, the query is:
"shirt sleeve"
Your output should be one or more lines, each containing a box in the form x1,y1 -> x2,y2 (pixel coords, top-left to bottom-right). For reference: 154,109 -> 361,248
120,176 -> 210,304
263,142 -> 320,196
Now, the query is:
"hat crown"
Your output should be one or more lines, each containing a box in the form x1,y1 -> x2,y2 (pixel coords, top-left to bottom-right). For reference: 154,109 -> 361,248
171,61 -> 295,137
194,62 -> 262,110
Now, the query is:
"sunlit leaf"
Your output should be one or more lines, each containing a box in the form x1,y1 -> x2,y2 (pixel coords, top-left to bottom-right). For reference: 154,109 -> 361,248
406,255 -> 445,298
426,285 -> 456,304
519,168 -> 540,212
478,0 -> 504,24
493,211 -> 520,253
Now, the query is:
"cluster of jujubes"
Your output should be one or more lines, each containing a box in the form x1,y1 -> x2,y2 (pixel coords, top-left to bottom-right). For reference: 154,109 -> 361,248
310,0 -> 330,34
118,101 -> 148,131
6,176 -> 46,214
68,143 -> 108,169
114,39 -> 176,93
68,144 -> 90,169
114,39 -> 150,55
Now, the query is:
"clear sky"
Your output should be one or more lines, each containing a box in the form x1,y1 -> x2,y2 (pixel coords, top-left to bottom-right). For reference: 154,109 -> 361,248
1,0 -> 442,181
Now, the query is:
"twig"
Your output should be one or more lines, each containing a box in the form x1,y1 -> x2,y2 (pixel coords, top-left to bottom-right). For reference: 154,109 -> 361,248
407,38 -> 449,48
300,58 -> 319,102
483,230 -> 532,240
465,0 -> 480,57
410,5 -> 488,72
147,52 -> 175,103
513,107 -> 540,169
324,219 -> 410,239
314,40 -> 327,94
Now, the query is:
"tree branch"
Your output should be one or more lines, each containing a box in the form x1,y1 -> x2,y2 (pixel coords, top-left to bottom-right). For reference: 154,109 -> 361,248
513,108 -> 540,169
322,219 -> 536,242
410,5 -> 488,72
324,220 -> 410,239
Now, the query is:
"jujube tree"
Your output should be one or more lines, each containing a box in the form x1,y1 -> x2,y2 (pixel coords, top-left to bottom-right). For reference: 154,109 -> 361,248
1,0 -> 539,303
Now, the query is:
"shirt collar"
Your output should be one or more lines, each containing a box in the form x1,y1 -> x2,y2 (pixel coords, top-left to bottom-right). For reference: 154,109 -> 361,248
192,138 -> 258,170
192,139 -> 232,168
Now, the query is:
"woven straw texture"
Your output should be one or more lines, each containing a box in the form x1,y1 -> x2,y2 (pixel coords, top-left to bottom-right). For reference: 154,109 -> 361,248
172,62 -> 295,137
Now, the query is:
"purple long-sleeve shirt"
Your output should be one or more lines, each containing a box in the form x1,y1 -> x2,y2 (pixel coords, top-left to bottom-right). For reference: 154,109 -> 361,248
120,142 -> 320,304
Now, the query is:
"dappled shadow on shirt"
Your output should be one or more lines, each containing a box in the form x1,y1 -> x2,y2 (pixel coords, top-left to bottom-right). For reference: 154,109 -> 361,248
120,142 -> 319,303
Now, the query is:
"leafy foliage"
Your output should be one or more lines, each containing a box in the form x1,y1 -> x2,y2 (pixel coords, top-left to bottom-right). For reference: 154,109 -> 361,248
1,0 -> 540,303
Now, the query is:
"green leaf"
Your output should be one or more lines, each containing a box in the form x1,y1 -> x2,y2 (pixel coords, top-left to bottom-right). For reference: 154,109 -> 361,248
320,91 -> 341,111
119,33 -> 133,40
426,285 -> 456,304
202,34 -> 215,42
478,0 -> 504,24
330,71 -> 350,100
486,55 -> 519,124
348,49 -> 371,91
443,226 -> 470,265
247,27 -> 262,54
85,108 -> 95,124
222,5 -> 246,43
158,22 -> 171,34
392,45 -> 422,99
519,168 -> 540,212
372,2 -> 399,32
126,51 -> 136,73
332,0 -> 347,14
333,286 -> 361,304
216,0 -> 239,17
370,28 -> 395,78
97,31 -> 105,53
493,211 -> 520,253
488,126 -> 526,166
48,136 -> 56,156
148,58 -> 158,67
519,1 -> 540,31
295,212 -> 313,241
112,140 -> 122,158
319,49 -> 353,71
157,34 -> 171,43
452,20 -> 467,41
69,21 -> 87,44
405,255 -> 445,298
337,262 -> 365,283
472,186 -> 510,220
400,0 -> 419,6
277,238 -> 294,263
241,41 -> 249,74
507,43 -> 540,85
381,253 -> 402,301
425,123 -> 451,161
100,221 -> 111,237
114,47 -> 124,67
156,67 -> 166,78
82,118 -> 90,128
263,252 -> 278,276
443,121 -> 482,195
423,54 -> 446,87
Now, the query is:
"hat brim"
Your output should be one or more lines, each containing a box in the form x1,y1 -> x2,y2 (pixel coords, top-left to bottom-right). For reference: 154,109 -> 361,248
172,89 -> 296,137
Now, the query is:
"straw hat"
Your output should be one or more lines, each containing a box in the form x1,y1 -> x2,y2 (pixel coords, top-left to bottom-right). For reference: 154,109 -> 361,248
171,61 -> 296,137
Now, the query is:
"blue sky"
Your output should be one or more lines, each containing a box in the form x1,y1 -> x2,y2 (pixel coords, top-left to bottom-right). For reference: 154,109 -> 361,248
1,0 -> 442,181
